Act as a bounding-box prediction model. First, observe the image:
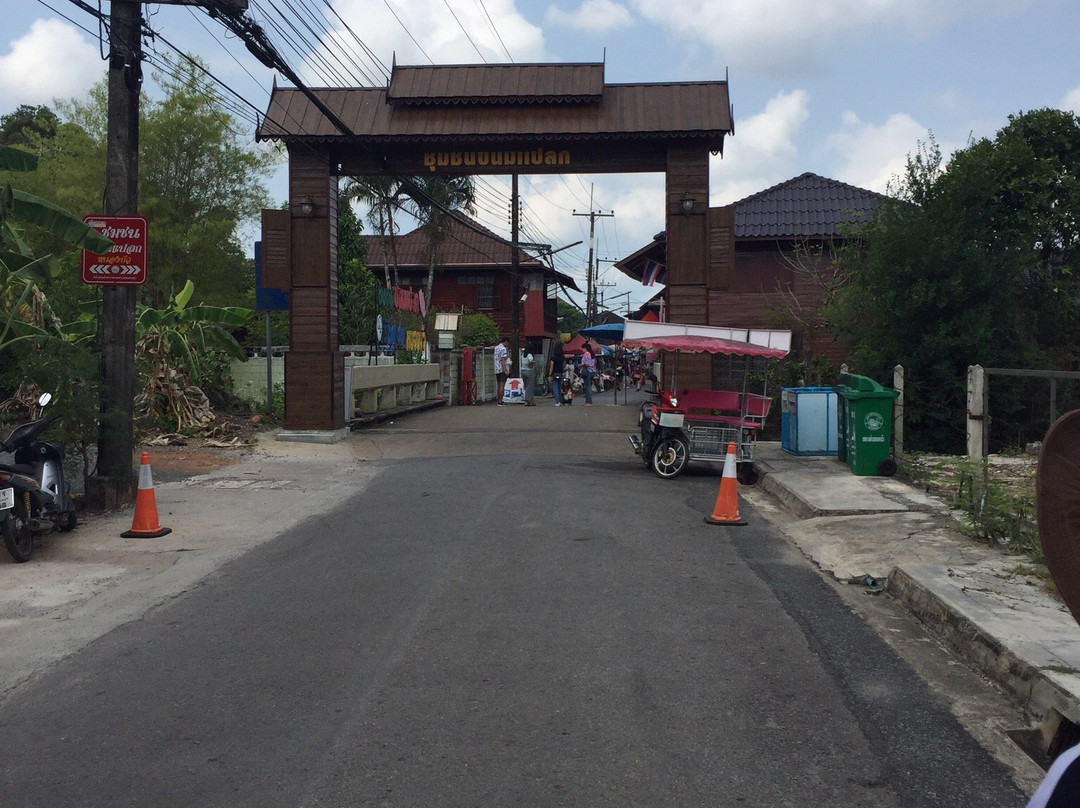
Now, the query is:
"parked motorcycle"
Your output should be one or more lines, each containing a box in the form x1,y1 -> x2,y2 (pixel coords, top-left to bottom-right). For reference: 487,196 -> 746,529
0,393 -> 77,562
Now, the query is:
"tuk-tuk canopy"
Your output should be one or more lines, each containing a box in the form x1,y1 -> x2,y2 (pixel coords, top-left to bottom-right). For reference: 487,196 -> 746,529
621,321 -> 791,358
622,334 -> 787,358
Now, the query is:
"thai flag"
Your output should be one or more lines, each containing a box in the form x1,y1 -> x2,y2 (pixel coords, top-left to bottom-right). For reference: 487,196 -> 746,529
642,259 -> 663,286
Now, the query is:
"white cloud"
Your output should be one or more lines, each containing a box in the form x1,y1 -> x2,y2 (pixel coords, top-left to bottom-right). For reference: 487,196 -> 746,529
711,89 -> 811,204
0,19 -> 102,109
825,110 -> 928,193
546,0 -> 634,33
1063,87 -> 1080,115
326,0 -> 549,74
630,0 -> 980,74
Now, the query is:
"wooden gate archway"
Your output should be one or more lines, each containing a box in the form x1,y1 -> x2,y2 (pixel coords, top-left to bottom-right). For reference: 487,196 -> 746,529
257,62 -> 733,438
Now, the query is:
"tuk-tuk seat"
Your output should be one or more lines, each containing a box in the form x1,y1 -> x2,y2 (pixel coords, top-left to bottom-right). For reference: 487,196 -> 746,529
678,389 -> 742,422
739,394 -> 772,427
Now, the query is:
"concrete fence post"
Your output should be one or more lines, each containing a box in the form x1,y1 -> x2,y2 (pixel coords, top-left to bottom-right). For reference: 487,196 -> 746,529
893,364 -> 904,459
967,364 -> 986,459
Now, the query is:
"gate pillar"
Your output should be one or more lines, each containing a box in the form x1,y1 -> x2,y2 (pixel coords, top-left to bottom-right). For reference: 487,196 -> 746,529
665,145 -> 712,389
280,146 -> 347,441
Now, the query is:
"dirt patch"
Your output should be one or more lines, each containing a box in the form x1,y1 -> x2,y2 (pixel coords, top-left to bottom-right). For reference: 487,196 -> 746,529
136,413 -> 272,481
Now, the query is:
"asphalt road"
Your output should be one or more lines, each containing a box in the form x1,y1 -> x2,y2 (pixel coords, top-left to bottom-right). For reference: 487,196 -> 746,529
0,401 -> 1028,806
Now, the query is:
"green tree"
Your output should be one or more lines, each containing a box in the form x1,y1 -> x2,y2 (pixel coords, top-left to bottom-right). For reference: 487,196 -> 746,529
140,63 -> 276,308
0,145 -> 111,355
828,111 -> 1080,451
4,67 -> 277,312
0,144 -> 113,472
458,311 -> 498,347
337,199 -> 377,345
0,105 -> 59,147
4,113 -> 108,326
557,298 -> 584,335
131,279 -> 251,433
403,175 -> 476,325
343,175 -> 405,288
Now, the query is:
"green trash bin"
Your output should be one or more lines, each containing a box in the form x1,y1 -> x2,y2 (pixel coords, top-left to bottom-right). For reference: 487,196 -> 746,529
834,373 -> 899,476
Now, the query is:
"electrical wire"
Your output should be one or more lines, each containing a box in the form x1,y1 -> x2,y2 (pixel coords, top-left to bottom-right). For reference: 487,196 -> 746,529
473,0 -> 512,62
317,0 -> 391,82
443,0 -> 487,63
381,0 -> 434,65
37,0 -> 103,38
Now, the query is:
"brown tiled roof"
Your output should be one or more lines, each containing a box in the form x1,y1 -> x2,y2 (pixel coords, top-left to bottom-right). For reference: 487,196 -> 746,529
258,73 -> 731,147
363,213 -> 582,290
386,63 -> 604,105
732,172 -> 888,239
611,174 -> 887,283
612,233 -> 665,284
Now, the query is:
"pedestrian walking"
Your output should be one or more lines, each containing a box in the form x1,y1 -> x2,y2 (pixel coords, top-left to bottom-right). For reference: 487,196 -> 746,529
548,345 -> 565,406
580,342 -> 596,405
494,336 -> 510,405
522,354 -> 536,406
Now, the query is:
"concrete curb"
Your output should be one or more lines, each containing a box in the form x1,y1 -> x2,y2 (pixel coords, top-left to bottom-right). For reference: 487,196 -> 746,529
888,567 -> 1080,727
756,465 -> 819,519
753,449 -> 1080,744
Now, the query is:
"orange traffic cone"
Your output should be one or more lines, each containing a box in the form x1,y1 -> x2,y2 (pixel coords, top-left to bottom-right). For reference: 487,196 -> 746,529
121,452 -> 172,538
705,442 -> 747,526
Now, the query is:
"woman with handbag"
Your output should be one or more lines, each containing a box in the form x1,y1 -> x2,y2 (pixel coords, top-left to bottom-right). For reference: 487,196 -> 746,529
580,343 -> 596,405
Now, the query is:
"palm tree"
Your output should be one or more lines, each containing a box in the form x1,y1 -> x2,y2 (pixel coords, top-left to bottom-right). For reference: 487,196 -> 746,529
342,175 -> 406,288
403,175 -> 476,324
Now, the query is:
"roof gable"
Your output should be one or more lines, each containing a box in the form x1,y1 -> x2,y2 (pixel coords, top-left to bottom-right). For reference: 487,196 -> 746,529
733,172 -> 889,239
387,63 -> 605,106
363,213 -> 542,268
258,66 -> 732,151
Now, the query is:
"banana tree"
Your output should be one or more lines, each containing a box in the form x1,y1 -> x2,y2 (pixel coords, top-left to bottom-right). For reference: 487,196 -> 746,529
133,279 -> 252,434
1,145 -> 113,351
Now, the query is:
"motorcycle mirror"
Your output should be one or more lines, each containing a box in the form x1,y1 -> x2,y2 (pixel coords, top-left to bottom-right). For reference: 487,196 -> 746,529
37,393 -> 52,407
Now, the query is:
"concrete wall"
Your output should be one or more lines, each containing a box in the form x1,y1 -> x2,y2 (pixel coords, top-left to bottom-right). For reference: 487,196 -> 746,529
232,355 -> 285,407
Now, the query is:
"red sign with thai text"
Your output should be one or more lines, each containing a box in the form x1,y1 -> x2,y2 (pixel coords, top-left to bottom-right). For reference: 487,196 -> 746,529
81,215 -> 148,285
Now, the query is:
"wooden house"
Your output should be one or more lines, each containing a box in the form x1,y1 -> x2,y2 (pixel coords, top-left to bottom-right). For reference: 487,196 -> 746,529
617,173 -> 888,373
363,213 -> 581,355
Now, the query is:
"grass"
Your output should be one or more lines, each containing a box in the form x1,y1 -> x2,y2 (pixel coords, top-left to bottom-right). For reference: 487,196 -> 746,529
899,451 -> 1041,562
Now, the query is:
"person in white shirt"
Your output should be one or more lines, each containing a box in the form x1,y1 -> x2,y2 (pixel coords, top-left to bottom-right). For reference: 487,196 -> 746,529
493,337 -> 510,405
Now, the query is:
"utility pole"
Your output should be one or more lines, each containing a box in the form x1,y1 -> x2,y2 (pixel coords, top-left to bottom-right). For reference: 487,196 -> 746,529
93,0 -> 248,509
510,173 -> 520,375
92,0 -> 142,509
572,186 -> 613,327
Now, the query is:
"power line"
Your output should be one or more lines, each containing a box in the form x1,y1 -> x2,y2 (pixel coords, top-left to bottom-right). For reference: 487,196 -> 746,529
382,0 -> 434,64
473,0 -> 513,62
443,0 -> 487,63
318,0 -> 390,83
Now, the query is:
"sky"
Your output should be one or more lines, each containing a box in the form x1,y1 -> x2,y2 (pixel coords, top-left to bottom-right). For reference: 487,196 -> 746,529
3,0 -> 1079,314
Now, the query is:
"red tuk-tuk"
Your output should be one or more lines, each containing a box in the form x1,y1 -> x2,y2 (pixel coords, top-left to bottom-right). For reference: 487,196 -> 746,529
623,323 -> 791,482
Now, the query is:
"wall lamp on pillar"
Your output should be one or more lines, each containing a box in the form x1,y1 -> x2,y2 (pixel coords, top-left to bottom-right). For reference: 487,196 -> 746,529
298,196 -> 316,218
680,192 -> 695,216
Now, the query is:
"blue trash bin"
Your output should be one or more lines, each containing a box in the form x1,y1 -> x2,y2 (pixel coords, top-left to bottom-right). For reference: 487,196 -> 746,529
781,387 -> 838,456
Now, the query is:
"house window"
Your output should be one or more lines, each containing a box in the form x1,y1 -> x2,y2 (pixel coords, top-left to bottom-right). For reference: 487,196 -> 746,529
476,282 -> 495,310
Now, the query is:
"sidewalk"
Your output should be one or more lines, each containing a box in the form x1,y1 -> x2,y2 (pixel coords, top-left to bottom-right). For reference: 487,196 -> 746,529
752,442 -> 1080,757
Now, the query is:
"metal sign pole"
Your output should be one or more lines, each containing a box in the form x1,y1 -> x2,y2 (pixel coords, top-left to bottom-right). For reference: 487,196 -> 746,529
265,312 -> 273,416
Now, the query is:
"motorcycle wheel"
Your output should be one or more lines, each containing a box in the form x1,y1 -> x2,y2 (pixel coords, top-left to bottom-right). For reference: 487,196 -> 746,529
2,499 -> 34,563
736,464 -> 760,486
58,508 -> 77,532
651,436 -> 689,479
